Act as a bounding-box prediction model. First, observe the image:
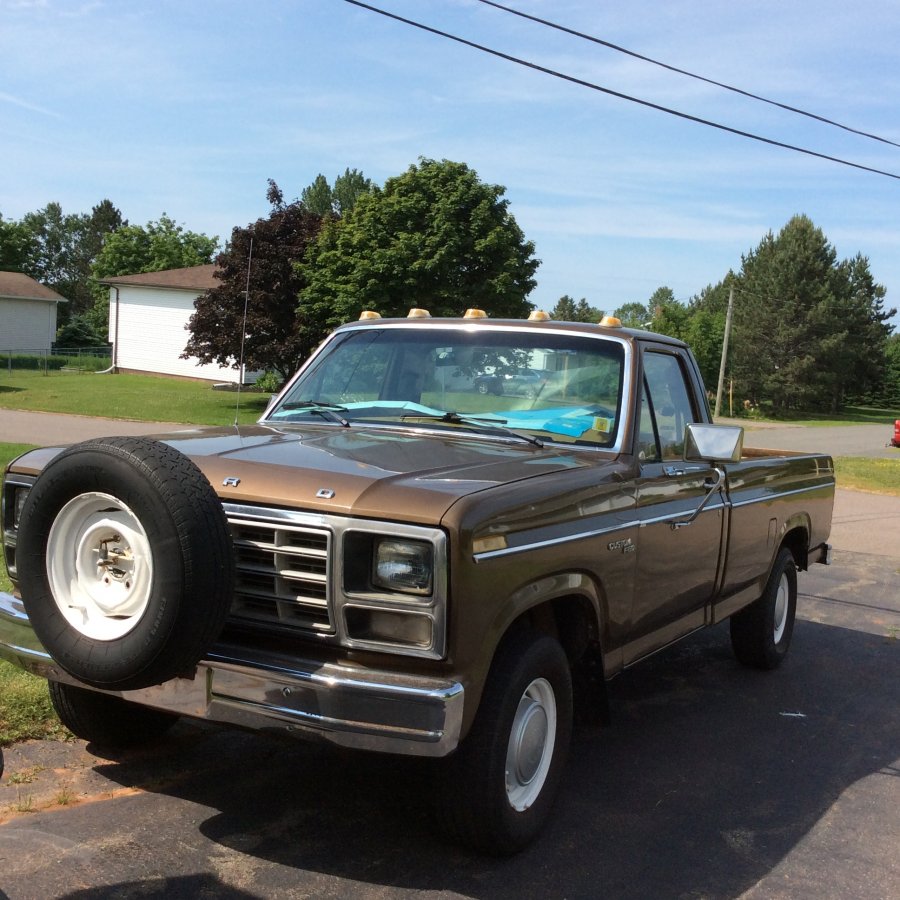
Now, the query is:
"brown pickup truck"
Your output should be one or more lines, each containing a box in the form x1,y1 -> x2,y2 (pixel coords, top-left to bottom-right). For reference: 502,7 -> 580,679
0,312 -> 834,854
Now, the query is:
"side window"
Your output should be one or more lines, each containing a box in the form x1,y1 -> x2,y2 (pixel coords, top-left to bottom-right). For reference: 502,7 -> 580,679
638,380 -> 661,463
641,352 -> 699,461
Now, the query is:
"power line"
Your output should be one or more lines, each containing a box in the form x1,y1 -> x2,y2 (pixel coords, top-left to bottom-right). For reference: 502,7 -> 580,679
476,0 -> 900,151
340,0 -> 900,181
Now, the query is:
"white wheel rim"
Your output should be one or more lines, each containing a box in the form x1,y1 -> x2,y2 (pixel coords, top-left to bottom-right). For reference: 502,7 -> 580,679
773,572 -> 789,644
46,492 -> 154,641
505,677 -> 557,812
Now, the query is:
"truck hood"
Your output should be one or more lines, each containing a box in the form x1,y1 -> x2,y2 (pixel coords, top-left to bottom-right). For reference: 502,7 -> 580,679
139,424 -> 607,523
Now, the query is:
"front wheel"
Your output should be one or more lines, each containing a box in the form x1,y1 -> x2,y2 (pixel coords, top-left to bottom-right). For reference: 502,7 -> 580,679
49,681 -> 179,749
434,629 -> 572,855
730,547 -> 798,669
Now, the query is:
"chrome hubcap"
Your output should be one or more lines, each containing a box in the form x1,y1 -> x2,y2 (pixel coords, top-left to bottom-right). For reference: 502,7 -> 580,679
773,572 -> 789,643
505,677 -> 556,811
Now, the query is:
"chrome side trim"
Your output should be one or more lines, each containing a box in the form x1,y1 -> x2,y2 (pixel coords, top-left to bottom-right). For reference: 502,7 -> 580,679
637,502 -> 726,529
474,478 -> 828,563
475,520 -> 636,561
473,502 -> 729,562
730,482 -> 834,508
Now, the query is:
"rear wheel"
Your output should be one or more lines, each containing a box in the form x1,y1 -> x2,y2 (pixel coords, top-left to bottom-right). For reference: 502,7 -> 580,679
434,629 -> 572,855
730,547 -> 797,669
49,681 -> 179,749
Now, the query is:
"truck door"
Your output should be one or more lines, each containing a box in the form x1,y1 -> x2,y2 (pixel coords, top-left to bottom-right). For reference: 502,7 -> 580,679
624,348 -> 725,665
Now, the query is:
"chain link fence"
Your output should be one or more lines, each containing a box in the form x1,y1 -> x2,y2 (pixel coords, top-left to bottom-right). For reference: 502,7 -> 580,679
2,347 -> 113,374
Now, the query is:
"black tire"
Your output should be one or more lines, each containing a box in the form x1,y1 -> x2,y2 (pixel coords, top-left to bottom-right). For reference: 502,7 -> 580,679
434,629 -> 573,855
17,437 -> 234,691
49,681 -> 179,749
730,546 -> 797,670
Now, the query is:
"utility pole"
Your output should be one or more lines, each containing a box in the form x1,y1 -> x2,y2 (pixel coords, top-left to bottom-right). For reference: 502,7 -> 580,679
714,285 -> 734,419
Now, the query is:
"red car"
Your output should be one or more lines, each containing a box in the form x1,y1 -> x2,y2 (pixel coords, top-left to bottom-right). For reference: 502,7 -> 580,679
892,420 -> 900,448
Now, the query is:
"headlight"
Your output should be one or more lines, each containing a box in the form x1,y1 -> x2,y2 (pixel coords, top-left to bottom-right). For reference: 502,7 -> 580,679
372,539 -> 433,595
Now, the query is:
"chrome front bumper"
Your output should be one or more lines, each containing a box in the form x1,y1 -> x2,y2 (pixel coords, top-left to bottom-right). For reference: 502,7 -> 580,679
0,591 -> 464,757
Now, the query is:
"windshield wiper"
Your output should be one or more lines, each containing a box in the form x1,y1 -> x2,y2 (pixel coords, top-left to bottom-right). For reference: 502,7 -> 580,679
401,411 -> 543,448
278,401 -> 350,427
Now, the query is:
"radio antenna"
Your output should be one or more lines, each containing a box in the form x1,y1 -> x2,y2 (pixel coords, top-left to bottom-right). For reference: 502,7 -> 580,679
234,236 -> 254,427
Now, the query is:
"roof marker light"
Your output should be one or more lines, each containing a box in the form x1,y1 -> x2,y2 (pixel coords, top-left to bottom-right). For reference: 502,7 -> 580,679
407,308 -> 431,318
463,308 -> 488,319
528,310 -> 550,321
599,315 -> 622,328
359,310 -> 381,320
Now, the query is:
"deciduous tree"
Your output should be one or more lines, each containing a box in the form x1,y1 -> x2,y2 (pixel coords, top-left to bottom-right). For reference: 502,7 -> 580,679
92,214 -> 217,282
299,159 -> 538,326
183,183 -> 323,380
612,301 -> 651,329
2,200 -> 125,322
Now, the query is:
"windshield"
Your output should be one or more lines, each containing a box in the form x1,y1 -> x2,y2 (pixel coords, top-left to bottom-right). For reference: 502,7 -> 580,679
266,326 -> 627,449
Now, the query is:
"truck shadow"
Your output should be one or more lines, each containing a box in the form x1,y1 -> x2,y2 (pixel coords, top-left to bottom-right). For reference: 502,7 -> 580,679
90,616 -> 899,899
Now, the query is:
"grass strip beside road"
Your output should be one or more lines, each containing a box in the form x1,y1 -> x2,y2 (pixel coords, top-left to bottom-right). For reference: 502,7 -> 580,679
733,404 -> 900,427
0,443 -> 70,746
833,456 -> 900,496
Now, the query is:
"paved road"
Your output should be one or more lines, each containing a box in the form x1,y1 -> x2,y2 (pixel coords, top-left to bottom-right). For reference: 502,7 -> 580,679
0,408 -> 193,445
0,412 -> 897,899
741,421 -> 899,459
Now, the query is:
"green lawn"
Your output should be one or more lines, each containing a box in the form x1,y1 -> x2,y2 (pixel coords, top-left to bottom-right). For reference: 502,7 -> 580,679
0,443 -> 70,746
0,369 -> 271,425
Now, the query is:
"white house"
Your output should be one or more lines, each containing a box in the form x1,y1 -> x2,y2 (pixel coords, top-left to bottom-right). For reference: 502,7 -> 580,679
0,271 -> 67,352
102,265 -> 251,383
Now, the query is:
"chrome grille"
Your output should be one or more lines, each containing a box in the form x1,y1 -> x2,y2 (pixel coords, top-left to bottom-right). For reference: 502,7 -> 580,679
228,516 -> 333,634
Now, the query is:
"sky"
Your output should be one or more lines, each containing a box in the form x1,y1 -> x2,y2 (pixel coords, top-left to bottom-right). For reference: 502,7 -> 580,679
2,0 -> 899,326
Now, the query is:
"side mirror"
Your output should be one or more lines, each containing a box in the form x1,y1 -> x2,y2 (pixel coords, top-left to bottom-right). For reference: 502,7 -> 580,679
684,423 -> 744,463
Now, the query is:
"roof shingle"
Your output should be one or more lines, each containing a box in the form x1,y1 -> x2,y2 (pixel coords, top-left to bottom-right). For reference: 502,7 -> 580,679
100,264 -> 219,291
0,271 -> 68,303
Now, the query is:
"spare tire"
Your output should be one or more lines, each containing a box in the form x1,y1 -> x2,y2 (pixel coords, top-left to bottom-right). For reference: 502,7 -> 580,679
17,437 -> 234,691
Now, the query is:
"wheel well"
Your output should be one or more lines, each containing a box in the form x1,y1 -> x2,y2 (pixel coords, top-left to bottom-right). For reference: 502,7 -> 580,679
509,595 -> 609,725
781,526 -> 809,570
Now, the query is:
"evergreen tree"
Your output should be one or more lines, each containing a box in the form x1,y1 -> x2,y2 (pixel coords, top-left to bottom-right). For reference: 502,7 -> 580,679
550,295 -> 602,322
730,215 -> 894,412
